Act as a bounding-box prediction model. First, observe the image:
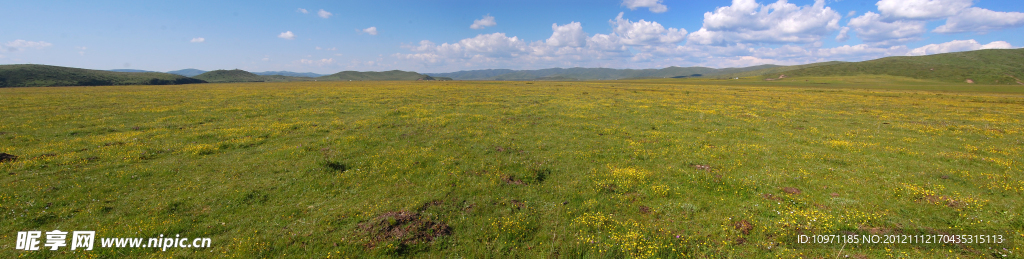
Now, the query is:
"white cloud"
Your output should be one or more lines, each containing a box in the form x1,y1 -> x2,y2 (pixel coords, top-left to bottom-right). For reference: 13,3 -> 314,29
298,58 -> 336,66
835,27 -> 849,42
847,12 -> 926,45
278,31 -> 296,40
316,46 -> 322,50
3,39 -> 53,52
907,39 -> 1015,56
876,0 -> 972,20
688,0 -> 841,45
297,8 -> 308,14
470,15 -> 497,30
621,0 -> 668,13
327,47 -> 337,51
546,22 -> 588,47
609,12 -> 686,45
934,8 -> 1024,33
846,10 -> 857,18
318,9 -> 332,19
362,27 -> 378,35
190,37 -> 205,43
75,46 -> 86,56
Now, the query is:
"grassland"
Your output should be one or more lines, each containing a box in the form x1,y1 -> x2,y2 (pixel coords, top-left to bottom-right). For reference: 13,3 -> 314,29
1,80 -> 1022,258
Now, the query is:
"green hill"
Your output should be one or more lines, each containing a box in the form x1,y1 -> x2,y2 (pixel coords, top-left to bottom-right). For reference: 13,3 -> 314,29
759,48 -> 1024,84
192,69 -> 269,83
0,64 -> 205,87
713,62 -> 845,79
317,70 -> 437,81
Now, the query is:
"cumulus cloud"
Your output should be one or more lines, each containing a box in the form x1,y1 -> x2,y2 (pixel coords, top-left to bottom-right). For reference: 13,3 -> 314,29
688,0 -> 841,45
876,0 -> 972,20
934,8 -> 1024,33
298,58 -> 336,66
297,8 -> 308,14
546,22 -> 588,47
362,27 -> 378,35
278,31 -> 296,40
621,0 -> 668,13
2,39 -> 53,52
907,39 -> 1014,56
318,9 -> 332,18
470,15 -> 497,29
847,12 -> 926,45
190,37 -> 205,43
835,27 -> 849,42
609,12 -> 686,45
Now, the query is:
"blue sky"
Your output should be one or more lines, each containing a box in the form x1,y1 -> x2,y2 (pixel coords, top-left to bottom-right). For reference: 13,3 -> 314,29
1,0 -> 1022,73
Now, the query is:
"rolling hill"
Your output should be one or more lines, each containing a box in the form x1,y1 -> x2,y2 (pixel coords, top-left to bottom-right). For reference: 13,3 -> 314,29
192,69 -> 269,83
0,64 -> 205,87
758,48 -> 1024,84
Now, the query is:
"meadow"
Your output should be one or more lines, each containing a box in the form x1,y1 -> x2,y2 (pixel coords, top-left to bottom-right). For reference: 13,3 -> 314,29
1,80 -> 1022,258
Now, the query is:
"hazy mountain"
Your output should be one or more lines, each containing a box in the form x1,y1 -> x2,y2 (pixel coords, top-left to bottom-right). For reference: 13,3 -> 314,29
167,69 -> 207,77
253,71 -> 326,77
318,70 -> 444,81
193,69 -> 268,83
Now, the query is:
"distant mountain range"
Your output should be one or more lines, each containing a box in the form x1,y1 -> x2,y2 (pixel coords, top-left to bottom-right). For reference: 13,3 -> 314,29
425,65 -> 782,80
253,71 -> 326,77
165,69 -> 326,78
4,48 -> 1022,87
167,69 -> 207,77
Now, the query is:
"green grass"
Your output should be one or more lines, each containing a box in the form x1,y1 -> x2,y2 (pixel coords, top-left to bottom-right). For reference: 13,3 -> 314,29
0,64 -> 205,87
1,80 -> 1022,258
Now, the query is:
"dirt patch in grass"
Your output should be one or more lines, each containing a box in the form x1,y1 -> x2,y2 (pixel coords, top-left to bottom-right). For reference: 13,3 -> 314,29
639,205 -> 651,214
734,219 -> 754,235
761,193 -> 782,201
692,164 -> 711,171
782,187 -> 802,195
501,175 -> 524,185
359,211 -> 452,248
921,195 -> 969,209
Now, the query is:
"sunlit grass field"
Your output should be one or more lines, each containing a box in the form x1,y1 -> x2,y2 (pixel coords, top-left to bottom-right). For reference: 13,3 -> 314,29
2,80 -> 1022,258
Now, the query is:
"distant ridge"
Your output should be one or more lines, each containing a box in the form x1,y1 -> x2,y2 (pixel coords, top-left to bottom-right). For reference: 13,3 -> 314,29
108,69 -> 156,73
755,48 -> 1024,84
0,64 -> 205,87
426,66 -> 780,80
318,70 -> 450,81
167,69 -> 207,77
254,71 -> 326,78
193,69 -> 267,83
